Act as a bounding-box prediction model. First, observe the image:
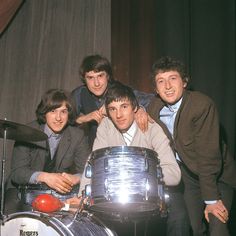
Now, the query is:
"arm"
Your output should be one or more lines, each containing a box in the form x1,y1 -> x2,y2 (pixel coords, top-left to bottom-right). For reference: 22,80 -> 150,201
92,118 -> 111,151
193,100 -> 228,222
133,89 -> 154,109
71,86 -> 106,125
134,107 -> 154,132
133,90 -> 155,132
10,142 -> 41,185
76,106 -> 105,125
193,100 -> 222,200
149,123 -> 181,186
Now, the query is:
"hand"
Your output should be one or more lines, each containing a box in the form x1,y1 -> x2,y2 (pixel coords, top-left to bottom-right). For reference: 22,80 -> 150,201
98,105 -> 107,116
64,196 -> 89,212
65,196 -> 82,206
204,200 -> 229,223
61,172 -> 80,185
76,109 -> 104,124
37,172 -> 73,194
134,107 -> 154,132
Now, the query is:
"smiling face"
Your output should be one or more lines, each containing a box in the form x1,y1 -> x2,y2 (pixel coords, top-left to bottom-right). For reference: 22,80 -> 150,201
84,70 -> 109,97
155,70 -> 187,105
107,98 -> 137,133
45,102 -> 69,133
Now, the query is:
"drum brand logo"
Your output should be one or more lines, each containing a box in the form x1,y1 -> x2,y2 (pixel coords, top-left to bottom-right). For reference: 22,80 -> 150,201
20,230 -> 39,236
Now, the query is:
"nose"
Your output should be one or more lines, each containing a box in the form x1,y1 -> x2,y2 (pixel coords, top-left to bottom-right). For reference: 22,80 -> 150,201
116,109 -> 122,118
165,79 -> 171,89
55,111 -> 62,121
94,77 -> 100,86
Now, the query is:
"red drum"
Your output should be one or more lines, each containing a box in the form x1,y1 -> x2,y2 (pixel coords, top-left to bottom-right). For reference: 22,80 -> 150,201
85,146 -> 166,219
0,211 -> 116,236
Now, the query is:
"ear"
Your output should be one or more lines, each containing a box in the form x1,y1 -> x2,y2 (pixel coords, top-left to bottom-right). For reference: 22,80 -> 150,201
134,106 -> 138,113
183,77 -> 189,88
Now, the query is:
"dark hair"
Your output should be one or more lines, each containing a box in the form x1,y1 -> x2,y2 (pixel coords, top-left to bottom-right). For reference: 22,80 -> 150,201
151,56 -> 189,85
105,81 -> 139,114
79,54 -> 114,84
36,89 -> 76,125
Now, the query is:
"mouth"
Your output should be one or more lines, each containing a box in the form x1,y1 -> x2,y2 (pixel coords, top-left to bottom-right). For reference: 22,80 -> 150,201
116,119 -> 126,125
165,91 -> 174,96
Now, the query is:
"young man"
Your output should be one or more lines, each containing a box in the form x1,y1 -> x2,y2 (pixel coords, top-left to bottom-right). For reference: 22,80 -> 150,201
71,54 -> 154,147
70,82 -> 182,236
5,89 -> 90,214
147,56 -> 236,236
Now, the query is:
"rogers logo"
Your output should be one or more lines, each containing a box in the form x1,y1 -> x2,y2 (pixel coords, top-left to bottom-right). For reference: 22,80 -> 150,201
20,230 -> 39,236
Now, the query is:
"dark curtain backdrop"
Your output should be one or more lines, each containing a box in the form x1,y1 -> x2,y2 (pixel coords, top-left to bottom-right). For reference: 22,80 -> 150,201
0,0 -> 111,181
0,0 -> 235,188
111,0 -> 235,157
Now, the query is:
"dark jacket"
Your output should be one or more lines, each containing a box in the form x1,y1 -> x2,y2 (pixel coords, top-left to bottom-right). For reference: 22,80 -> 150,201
71,84 -> 154,146
7,120 -> 91,188
147,90 -> 236,200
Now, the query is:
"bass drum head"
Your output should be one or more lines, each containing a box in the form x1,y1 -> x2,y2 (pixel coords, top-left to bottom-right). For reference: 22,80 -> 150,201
0,211 -> 116,236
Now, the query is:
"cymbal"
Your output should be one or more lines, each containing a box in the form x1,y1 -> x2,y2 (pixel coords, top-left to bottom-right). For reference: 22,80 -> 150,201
0,119 -> 48,142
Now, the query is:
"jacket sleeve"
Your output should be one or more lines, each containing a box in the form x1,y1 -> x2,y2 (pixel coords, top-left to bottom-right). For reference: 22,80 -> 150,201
149,123 -> 181,186
10,142 -> 45,185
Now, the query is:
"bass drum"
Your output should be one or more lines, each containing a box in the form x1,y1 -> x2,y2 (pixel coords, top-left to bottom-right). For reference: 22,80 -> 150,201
0,211 -> 116,236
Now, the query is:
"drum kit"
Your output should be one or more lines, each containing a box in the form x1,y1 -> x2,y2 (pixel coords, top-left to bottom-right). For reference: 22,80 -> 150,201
0,119 -> 168,236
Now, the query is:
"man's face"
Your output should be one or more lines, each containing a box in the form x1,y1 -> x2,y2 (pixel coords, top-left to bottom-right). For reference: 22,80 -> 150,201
45,102 -> 69,133
84,70 -> 109,97
107,99 -> 137,133
155,71 -> 187,104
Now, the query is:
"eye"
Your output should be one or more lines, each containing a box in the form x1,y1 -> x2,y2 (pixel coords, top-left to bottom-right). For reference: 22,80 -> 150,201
61,109 -> 68,114
108,107 -> 115,112
121,104 -> 129,109
157,79 -> 164,84
85,76 -> 93,80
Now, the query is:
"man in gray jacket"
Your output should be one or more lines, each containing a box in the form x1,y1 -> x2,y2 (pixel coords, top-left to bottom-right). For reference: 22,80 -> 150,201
5,89 -> 90,214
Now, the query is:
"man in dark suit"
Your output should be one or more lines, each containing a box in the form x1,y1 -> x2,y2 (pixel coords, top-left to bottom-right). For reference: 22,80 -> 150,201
147,56 -> 236,236
5,89 -> 91,214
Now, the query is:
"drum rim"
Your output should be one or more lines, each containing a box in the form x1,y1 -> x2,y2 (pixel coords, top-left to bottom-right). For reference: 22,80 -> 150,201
1,211 -> 116,236
91,146 -> 158,159
1,211 -> 74,236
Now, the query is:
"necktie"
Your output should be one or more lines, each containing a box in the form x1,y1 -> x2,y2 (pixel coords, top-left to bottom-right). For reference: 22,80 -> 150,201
123,132 -> 133,146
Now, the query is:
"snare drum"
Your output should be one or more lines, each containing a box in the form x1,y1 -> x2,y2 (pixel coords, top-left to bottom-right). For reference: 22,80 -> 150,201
85,146 -> 165,218
0,211 -> 116,236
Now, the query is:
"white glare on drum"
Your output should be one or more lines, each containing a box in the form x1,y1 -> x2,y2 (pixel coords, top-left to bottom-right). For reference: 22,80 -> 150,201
165,193 -> 170,202
118,186 -> 130,204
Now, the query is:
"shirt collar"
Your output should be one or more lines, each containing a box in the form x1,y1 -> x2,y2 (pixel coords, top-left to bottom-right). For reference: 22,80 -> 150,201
124,121 -> 137,137
166,97 -> 183,112
44,124 -> 61,139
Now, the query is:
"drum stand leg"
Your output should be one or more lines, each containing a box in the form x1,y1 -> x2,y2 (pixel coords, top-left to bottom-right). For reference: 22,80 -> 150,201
0,127 -> 7,220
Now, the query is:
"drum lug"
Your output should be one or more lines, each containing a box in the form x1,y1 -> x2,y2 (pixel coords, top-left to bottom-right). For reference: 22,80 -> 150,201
145,178 -> 150,200
144,158 -> 149,172
85,184 -> 91,197
85,164 -> 92,178
104,158 -> 108,172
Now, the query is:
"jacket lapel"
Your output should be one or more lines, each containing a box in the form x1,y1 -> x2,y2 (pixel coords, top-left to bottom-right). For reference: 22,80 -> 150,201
55,127 -> 71,169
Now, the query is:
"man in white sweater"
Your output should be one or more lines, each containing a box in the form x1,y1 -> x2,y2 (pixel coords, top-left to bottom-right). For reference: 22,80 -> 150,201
67,81 -> 183,236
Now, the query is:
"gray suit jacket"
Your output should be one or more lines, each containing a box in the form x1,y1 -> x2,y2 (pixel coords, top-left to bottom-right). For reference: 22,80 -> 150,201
7,120 -> 91,188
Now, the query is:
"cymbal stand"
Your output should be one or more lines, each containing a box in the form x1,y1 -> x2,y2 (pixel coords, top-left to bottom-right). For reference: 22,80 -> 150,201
0,124 -> 7,219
